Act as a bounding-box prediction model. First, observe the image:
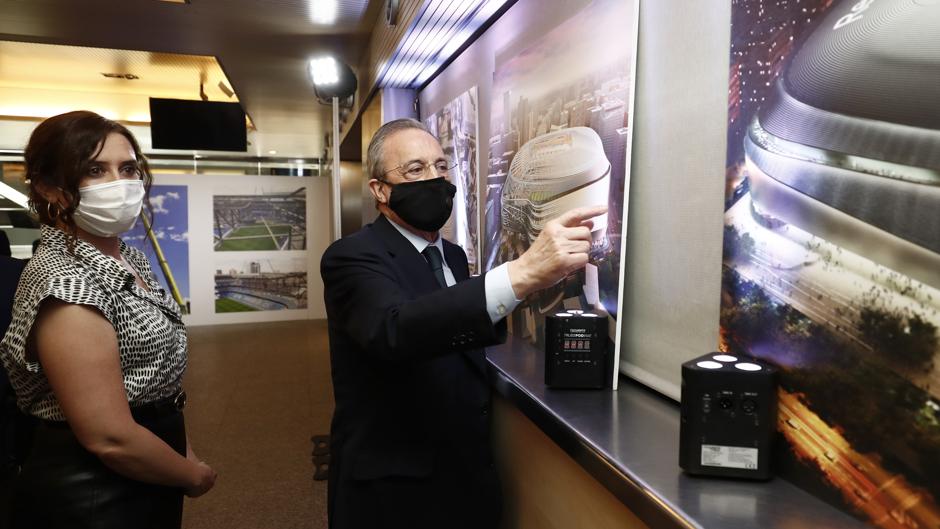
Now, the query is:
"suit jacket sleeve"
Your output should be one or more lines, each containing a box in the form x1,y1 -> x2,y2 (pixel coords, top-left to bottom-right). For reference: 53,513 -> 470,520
321,238 -> 506,365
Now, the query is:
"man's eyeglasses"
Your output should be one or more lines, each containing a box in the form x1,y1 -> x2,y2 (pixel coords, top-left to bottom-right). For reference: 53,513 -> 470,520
383,159 -> 456,181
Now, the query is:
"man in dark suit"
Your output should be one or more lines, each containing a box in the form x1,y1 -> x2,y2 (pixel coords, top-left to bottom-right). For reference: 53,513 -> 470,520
321,118 -> 605,529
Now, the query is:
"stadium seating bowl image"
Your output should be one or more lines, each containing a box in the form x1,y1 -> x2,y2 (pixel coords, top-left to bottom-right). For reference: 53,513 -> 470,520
213,188 -> 307,251
214,265 -> 307,313
500,127 -> 611,256
745,0 -> 940,290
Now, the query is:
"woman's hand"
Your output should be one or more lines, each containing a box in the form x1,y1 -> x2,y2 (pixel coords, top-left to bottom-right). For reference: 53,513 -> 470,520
184,436 -> 217,497
185,461 -> 218,498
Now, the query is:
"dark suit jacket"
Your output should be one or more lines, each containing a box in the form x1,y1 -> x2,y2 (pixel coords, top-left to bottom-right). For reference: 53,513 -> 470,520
1,256 -> 27,486
0,256 -> 25,338
321,215 -> 507,529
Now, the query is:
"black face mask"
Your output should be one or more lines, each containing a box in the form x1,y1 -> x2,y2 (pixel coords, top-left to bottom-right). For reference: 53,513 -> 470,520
385,177 -> 456,232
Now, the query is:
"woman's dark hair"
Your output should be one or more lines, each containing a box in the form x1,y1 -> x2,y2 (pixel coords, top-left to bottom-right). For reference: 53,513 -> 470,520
24,111 -> 152,236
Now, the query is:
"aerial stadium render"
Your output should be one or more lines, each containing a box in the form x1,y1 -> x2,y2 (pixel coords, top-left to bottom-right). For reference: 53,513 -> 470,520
213,188 -> 307,251
743,0 -> 940,289
500,127 -> 610,255
722,3 -> 940,526
214,262 -> 307,313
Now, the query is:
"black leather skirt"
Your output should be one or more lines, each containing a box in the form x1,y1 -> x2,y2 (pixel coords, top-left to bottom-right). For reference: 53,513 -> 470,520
10,408 -> 186,529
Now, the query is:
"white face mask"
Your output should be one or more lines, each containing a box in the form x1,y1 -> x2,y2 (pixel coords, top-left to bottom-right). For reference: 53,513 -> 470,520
73,179 -> 145,237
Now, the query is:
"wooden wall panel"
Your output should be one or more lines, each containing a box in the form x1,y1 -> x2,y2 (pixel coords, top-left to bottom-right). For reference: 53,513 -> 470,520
492,396 -> 651,529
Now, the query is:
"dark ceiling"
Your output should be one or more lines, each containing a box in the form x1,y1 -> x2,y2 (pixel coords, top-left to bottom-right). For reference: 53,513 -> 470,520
0,0 -> 384,157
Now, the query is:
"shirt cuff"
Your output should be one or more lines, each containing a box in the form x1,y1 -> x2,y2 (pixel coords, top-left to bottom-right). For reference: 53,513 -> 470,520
485,262 -> 522,324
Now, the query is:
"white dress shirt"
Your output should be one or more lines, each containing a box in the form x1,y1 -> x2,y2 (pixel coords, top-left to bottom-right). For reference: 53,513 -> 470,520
386,217 -> 521,324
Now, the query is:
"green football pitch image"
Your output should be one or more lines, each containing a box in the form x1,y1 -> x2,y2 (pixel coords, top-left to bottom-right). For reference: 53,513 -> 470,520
215,298 -> 259,312
215,224 -> 292,251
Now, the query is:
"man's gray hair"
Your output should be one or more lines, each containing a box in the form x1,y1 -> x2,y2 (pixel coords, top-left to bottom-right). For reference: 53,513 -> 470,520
366,118 -> 433,182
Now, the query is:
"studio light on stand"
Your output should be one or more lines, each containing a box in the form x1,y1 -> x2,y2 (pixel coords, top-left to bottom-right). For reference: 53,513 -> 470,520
308,56 -> 357,106
308,56 -> 357,242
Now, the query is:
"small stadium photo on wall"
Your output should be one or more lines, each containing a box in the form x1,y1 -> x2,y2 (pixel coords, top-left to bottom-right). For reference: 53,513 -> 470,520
213,256 -> 308,313
213,187 -> 307,251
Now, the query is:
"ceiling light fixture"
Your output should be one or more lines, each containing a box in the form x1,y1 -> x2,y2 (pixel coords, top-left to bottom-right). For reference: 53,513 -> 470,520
310,0 -> 338,24
379,0 -> 512,88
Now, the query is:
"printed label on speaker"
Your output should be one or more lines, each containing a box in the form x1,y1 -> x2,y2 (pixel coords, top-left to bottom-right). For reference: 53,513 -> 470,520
700,444 -> 759,469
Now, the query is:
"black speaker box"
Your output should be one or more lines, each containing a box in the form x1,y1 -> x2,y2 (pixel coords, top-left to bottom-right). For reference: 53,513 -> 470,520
544,310 -> 608,389
679,352 -> 777,480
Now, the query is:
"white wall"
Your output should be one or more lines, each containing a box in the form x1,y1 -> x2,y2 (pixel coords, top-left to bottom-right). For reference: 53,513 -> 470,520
152,173 -> 330,327
419,0 -> 731,399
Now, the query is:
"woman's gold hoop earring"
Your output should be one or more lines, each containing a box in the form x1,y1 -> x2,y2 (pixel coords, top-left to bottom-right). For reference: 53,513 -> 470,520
46,202 -> 59,222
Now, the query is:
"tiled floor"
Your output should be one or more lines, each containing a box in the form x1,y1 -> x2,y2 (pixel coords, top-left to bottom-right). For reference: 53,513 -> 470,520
181,320 -> 333,529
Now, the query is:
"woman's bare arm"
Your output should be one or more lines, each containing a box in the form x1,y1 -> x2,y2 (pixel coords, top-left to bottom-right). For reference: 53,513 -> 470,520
31,299 -> 216,496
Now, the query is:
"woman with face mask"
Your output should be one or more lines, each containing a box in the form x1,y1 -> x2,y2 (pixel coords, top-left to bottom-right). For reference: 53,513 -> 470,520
0,111 -> 216,529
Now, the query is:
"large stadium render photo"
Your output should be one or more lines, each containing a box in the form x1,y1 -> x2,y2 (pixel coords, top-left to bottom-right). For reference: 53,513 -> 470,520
722,0 -> 940,526
213,187 -> 307,251
484,0 -> 637,380
214,257 -> 308,313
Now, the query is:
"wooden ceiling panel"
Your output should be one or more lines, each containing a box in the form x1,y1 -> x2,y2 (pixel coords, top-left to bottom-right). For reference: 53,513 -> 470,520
0,41 -> 233,100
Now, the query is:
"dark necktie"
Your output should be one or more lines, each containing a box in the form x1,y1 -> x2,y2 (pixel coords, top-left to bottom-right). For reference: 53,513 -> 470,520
421,245 -> 447,289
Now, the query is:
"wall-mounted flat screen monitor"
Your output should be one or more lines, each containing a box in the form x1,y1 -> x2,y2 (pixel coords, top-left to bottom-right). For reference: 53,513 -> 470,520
149,98 -> 247,152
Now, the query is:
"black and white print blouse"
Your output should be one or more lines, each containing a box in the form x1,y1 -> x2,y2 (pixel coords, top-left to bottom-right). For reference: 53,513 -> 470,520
0,225 -> 187,421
